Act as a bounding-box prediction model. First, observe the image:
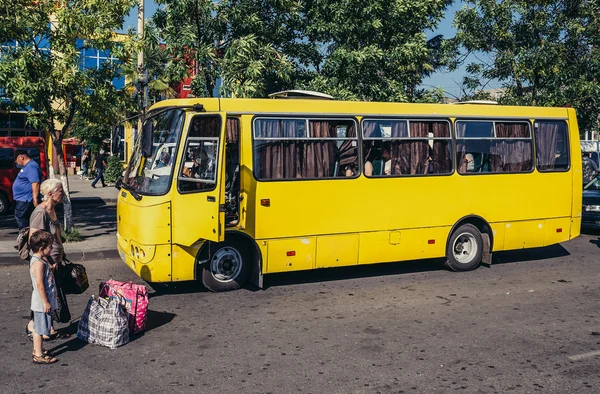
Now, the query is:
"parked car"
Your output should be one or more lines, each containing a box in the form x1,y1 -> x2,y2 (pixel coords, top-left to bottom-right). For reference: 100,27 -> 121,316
582,177 -> 600,229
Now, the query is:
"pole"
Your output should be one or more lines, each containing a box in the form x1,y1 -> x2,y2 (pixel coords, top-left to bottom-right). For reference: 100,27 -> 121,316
137,0 -> 145,135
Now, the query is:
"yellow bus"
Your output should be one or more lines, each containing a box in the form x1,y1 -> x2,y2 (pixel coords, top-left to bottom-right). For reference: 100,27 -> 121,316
116,91 -> 581,292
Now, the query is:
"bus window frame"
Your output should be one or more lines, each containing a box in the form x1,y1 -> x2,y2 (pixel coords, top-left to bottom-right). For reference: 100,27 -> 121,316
455,119 -> 535,176
177,114 -> 223,194
533,119 -> 571,173
360,117 -> 454,178
251,115 -> 360,182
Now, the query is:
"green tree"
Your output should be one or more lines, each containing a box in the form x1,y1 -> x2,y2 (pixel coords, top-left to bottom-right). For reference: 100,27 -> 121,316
0,0 -> 135,229
154,0 -> 452,102
452,0 -> 600,135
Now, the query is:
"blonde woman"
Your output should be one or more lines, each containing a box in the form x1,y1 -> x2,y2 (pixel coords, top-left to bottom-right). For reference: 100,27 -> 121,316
25,178 -> 71,341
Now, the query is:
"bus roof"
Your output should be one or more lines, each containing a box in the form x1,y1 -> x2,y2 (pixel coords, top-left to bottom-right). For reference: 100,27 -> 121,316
148,97 -> 572,120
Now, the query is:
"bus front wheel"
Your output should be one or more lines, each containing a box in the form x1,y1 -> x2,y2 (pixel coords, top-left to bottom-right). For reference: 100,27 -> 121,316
201,240 -> 250,292
445,224 -> 483,272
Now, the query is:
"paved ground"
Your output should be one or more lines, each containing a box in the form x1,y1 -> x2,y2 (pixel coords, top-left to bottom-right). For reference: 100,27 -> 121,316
1,231 -> 599,393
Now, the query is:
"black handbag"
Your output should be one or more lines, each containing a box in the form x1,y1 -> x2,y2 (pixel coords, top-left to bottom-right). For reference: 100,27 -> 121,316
56,259 -> 89,295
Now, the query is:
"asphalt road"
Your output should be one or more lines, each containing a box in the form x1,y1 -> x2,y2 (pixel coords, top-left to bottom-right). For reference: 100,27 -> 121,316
2,231 -> 600,394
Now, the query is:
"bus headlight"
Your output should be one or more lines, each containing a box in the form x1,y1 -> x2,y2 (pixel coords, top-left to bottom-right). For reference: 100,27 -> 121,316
128,241 -> 156,264
583,205 -> 600,212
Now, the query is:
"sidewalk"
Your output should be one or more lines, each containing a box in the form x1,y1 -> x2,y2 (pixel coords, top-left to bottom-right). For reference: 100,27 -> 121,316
0,175 -> 120,265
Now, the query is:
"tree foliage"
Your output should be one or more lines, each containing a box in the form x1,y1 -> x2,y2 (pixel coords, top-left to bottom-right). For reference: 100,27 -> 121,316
0,0 -> 136,229
154,0 -> 452,102
452,0 -> 600,134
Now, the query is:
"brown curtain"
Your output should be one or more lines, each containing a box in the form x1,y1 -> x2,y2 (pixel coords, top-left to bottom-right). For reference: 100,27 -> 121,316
338,123 -> 357,174
305,121 -> 337,177
535,122 -> 560,170
256,119 -> 303,179
226,118 -> 239,143
490,123 -> 532,172
408,122 -> 430,174
389,121 -> 410,174
362,121 -> 379,163
432,122 -> 452,174
257,120 -> 283,179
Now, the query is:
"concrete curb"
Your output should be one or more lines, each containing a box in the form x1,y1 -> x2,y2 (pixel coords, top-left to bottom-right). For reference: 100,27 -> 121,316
0,248 -> 120,266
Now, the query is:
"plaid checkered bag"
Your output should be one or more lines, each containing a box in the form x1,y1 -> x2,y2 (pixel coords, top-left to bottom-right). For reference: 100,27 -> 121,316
77,295 -> 129,349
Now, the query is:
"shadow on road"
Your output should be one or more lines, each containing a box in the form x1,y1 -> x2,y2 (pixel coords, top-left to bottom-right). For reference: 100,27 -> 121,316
48,309 -> 177,352
492,244 -> 570,265
129,310 -> 177,343
146,243 -> 572,294
264,258 -> 448,289
264,244 -> 571,289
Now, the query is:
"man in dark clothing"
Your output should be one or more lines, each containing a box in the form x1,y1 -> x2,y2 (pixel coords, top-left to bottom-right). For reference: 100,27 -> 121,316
91,149 -> 108,188
582,152 -> 599,185
12,149 -> 42,229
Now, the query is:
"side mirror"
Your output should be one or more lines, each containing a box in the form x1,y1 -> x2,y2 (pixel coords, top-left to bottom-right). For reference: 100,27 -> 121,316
115,178 -> 122,190
141,121 -> 154,158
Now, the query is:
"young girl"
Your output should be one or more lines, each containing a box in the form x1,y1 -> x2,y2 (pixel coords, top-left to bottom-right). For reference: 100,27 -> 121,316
29,230 -> 59,364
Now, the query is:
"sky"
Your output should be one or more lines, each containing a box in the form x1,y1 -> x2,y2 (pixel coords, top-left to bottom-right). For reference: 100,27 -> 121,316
124,1 -> 491,99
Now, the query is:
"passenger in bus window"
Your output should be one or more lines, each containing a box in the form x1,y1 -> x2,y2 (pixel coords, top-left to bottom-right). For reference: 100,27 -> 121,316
343,164 -> 357,176
364,144 -> 379,176
156,151 -> 171,168
382,146 -> 392,175
182,147 -> 213,179
464,153 -> 475,172
424,154 -> 434,174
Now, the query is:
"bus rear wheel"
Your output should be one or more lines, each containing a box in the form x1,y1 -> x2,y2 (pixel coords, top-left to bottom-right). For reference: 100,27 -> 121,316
445,224 -> 483,272
201,240 -> 250,292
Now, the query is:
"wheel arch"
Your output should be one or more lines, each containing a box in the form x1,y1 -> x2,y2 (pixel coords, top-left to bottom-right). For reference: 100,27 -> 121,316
447,215 -> 494,263
195,231 -> 263,285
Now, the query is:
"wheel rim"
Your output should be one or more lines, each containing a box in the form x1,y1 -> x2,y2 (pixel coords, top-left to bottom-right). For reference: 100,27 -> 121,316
452,232 -> 478,264
210,247 -> 243,283
0,198 -> 4,213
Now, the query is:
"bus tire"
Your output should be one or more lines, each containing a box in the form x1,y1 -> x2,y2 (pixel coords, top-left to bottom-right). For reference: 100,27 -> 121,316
445,224 -> 483,272
0,193 -> 8,215
201,240 -> 250,292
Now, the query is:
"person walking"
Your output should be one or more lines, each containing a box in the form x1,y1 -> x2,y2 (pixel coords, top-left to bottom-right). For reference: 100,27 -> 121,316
29,230 -> 59,364
80,149 -> 90,179
12,149 -> 42,229
91,149 -> 108,188
26,179 -> 70,341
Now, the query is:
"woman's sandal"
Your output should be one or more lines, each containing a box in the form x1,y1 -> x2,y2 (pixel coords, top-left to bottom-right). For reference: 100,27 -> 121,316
32,354 -> 58,364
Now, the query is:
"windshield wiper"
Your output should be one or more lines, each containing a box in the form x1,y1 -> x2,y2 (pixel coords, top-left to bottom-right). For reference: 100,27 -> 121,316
116,179 -> 143,201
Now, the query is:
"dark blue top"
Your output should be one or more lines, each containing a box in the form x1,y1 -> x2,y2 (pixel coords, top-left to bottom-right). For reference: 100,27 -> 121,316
12,160 -> 42,202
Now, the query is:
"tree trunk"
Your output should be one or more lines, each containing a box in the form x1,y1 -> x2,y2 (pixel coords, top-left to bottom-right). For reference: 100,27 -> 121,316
52,135 -> 74,232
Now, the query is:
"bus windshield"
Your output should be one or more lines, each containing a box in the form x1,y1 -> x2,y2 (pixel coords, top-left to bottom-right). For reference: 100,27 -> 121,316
123,108 -> 185,195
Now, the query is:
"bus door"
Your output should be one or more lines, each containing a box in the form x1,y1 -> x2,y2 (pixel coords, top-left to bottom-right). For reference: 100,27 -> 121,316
172,113 -> 227,245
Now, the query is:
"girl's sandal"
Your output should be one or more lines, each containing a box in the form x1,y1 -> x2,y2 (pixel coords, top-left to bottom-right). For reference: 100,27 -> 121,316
33,354 -> 58,364
32,350 -> 51,357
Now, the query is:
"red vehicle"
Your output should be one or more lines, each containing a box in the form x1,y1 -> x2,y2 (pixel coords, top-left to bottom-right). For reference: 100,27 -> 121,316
0,112 -> 48,214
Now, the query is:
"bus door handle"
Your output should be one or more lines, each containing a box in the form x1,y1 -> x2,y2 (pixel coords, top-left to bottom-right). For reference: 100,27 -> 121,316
207,196 -> 216,202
